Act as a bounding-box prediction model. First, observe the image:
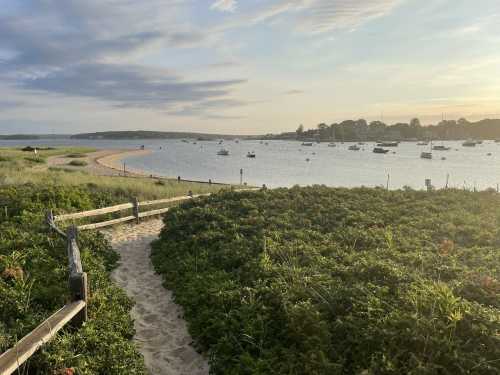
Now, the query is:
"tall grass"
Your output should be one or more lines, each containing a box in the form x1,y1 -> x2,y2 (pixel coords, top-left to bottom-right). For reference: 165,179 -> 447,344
0,147 -> 227,200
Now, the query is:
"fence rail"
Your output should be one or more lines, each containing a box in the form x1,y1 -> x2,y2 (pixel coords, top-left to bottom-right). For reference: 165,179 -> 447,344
0,193 -> 204,375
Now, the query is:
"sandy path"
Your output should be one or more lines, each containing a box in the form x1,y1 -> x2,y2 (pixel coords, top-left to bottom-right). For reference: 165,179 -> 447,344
103,219 -> 209,375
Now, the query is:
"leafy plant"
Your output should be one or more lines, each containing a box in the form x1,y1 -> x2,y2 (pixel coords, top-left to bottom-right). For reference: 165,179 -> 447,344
152,187 -> 500,374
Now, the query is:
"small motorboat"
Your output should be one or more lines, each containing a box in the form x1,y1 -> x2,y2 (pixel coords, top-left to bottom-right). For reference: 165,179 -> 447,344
420,152 -> 432,159
358,142 -> 365,145
377,142 -> 399,147
348,145 -> 361,151
417,141 -> 429,146
302,142 -> 313,146
328,142 -> 336,147
432,145 -> 451,151
462,140 -> 476,147
247,152 -> 256,158
217,149 -> 229,156
373,147 -> 389,154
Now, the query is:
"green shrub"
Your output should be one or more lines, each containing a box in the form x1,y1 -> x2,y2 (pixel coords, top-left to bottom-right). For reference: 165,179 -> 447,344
66,153 -> 87,158
0,184 -> 147,374
68,160 -> 88,167
24,156 -> 46,164
152,187 -> 500,374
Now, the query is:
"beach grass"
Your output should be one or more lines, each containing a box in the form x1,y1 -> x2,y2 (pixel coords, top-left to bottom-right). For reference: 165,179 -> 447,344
0,147 -> 229,200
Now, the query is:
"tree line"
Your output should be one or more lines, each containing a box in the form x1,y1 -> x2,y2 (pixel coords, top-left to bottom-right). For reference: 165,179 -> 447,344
268,118 -> 500,141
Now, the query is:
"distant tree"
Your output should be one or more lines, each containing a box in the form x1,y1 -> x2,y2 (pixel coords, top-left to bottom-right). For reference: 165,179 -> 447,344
410,118 -> 421,128
296,124 -> 304,138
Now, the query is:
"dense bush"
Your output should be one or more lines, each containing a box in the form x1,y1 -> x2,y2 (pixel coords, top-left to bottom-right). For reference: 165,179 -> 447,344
68,160 -> 88,167
152,186 -> 500,374
66,153 -> 87,158
0,184 -> 146,374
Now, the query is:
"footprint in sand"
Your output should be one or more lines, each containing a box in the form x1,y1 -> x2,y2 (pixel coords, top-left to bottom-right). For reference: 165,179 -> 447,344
104,219 -> 209,375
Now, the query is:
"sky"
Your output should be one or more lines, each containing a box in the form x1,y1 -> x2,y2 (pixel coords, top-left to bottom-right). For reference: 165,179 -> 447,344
1,0 -> 500,135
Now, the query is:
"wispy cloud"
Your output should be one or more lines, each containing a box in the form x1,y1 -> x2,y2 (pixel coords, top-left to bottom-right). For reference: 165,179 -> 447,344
285,89 -> 305,95
223,0 -> 401,34
211,0 -> 237,13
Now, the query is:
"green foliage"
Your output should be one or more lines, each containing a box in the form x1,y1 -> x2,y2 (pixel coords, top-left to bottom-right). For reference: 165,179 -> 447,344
68,160 -> 88,167
152,187 -> 500,374
66,153 -> 87,158
24,156 -> 47,164
0,184 -> 147,374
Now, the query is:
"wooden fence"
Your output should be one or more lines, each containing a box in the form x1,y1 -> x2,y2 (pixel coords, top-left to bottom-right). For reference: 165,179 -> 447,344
0,193 -> 199,375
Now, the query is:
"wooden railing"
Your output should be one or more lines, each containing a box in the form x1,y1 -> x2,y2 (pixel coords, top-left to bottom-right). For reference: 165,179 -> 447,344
0,193 -> 201,375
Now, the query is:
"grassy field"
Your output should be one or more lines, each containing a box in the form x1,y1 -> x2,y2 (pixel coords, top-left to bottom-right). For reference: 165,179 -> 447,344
152,187 -> 500,374
0,147 -> 224,200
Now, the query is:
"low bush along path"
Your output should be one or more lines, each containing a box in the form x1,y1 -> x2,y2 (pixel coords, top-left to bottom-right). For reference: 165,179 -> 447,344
102,219 -> 209,375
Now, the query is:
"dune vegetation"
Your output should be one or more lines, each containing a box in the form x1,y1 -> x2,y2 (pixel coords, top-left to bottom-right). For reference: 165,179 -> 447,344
0,147 -> 227,373
152,187 -> 500,374
0,147 -> 223,200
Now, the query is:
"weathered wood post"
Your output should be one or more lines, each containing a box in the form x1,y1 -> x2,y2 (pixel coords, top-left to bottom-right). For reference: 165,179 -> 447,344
67,225 -> 88,327
132,197 -> 140,224
425,179 -> 432,192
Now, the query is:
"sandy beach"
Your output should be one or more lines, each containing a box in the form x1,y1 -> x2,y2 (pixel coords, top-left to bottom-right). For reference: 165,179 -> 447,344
47,148 -> 153,177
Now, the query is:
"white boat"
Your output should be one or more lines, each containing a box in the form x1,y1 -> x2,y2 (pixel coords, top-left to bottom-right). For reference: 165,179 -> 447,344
420,152 -> 432,159
217,149 -> 229,156
328,142 -> 336,147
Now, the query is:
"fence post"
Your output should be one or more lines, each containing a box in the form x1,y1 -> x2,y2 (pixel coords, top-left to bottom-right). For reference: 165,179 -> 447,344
69,272 -> 88,327
67,226 -> 88,327
132,197 -> 140,224
46,209 -> 54,225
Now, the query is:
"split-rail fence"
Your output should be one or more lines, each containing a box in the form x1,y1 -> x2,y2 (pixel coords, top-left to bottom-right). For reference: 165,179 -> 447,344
0,193 -> 205,375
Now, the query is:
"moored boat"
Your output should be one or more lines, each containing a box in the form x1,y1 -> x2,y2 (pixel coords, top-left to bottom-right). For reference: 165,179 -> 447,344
217,148 -> 229,156
301,142 -> 313,146
373,147 -> 389,154
417,141 -> 429,146
420,152 -> 432,159
247,152 -> 256,158
348,145 -> 360,151
462,140 -> 476,147
432,145 -> 451,151
328,142 -> 336,147
377,141 -> 399,147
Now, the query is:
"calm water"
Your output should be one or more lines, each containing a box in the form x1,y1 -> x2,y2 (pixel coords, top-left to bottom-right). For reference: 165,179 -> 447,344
2,139 -> 500,190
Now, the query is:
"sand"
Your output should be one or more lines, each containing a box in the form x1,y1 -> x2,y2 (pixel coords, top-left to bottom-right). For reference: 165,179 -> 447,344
103,219 -> 209,375
47,149 -> 152,177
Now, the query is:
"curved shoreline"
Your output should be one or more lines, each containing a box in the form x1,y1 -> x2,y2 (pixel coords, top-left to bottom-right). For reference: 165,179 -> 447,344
95,149 -> 153,176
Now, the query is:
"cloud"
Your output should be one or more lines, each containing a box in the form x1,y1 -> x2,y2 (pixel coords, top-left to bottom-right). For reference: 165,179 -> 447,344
19,63 -> 245,109
169,98 -> 246,118
0,100 -> 23,111
285,89 -> 305,95
224,0 -> 401,34
0,0 -> 245,117
211,0 -> 237,13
